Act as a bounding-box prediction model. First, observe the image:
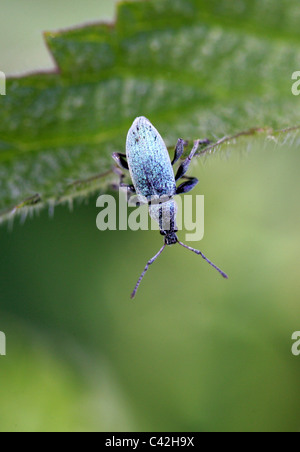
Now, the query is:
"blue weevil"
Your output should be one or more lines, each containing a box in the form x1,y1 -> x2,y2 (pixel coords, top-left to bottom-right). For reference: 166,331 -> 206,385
113,117 -> 228,298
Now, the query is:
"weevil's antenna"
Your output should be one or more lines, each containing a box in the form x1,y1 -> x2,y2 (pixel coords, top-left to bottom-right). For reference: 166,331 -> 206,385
178,241 -> 228,279
131,244 -> 166,299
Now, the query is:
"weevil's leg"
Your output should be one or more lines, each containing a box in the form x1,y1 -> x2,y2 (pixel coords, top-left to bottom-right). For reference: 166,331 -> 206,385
176,176 -> 199,194
178,240 -> 229,279
112,152 -> 129,170
131,244 -> 166,299
171,139 -> 186,166
175,139 -> 211,181
112,166 -> 136,201
112,153 -> 134,195
112,166 -> 132,189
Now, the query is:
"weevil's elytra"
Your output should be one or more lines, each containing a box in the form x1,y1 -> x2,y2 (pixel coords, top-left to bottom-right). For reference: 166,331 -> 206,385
112,116 -> 228,298
126,117 -> 177,200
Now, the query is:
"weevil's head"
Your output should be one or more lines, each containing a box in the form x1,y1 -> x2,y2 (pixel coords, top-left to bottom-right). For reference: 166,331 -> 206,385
160,229 -> 178,245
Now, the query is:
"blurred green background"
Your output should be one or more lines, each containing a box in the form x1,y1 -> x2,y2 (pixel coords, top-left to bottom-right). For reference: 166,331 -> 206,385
1,0 -> 300,432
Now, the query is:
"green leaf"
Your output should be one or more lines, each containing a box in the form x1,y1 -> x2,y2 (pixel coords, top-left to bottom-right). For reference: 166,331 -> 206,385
1,0 -> 300,222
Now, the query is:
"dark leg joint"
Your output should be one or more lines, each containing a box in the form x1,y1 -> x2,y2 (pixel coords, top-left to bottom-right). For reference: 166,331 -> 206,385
176,177 -> 199,194
112,152 -> 129,170
171,139 -> 188,166
175,140 -> 202,181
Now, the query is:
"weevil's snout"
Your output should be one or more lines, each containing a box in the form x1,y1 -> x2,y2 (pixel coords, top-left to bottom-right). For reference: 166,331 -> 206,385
160,230 -> 178,246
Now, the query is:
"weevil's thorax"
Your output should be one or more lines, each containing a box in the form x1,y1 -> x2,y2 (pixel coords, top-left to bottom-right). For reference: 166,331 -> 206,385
149,199 -> 178,246
126,117 -> 176,199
